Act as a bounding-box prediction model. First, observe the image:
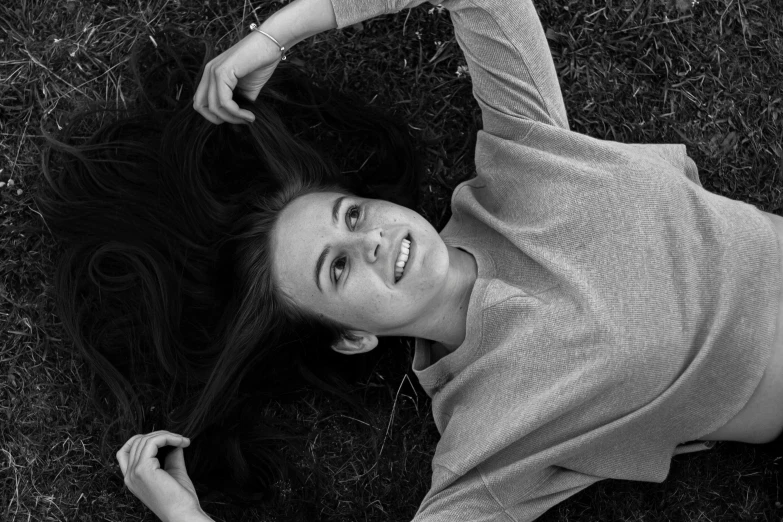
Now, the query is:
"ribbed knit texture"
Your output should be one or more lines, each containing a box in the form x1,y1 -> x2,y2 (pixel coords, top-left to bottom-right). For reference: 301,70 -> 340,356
331,0 -> 780,520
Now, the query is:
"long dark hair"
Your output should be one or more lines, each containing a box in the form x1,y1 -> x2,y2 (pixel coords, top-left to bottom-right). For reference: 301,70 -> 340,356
36,31 -> 421,504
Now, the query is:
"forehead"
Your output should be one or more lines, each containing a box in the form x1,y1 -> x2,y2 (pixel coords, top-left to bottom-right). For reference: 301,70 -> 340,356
278,191 -> 340,234
272,191 -> 342,297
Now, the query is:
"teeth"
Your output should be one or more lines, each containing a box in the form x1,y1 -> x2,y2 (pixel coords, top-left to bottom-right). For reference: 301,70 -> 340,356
395,238 -> 411,282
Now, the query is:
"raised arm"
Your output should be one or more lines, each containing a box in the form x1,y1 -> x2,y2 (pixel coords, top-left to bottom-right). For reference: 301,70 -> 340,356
445,0 -> 569,134
332,0 -> 569,134
195,0 -> 569,135
118,430 -> 598,522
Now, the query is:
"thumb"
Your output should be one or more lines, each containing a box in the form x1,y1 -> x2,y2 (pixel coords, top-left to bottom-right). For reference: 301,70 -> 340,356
164,447 -> 195,490
236,71 -> 271,103
164,446 -> 187,473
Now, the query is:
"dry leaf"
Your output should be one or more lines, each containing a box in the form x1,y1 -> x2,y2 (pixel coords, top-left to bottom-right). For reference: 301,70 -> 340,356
675,0 -> 692,12
719,131 -> 739,154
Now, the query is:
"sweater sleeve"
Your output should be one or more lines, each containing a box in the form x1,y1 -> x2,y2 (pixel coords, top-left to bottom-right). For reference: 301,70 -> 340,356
411,465 -> 600,521
328,0 -> 568,136
328,0 -> 436,28
444,0 -> 569,135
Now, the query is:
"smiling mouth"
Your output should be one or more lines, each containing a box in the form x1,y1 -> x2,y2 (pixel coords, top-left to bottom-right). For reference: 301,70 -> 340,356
394,236 -> 412,283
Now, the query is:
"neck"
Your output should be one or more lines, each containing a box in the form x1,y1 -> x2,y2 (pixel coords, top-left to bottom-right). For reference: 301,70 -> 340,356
418,245 -> 477,352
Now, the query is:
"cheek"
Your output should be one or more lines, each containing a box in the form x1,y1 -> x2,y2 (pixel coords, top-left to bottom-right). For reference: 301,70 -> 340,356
346,287 -> 399,329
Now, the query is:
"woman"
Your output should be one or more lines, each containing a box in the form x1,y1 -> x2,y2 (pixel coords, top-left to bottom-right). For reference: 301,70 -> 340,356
54,0 -> 783,520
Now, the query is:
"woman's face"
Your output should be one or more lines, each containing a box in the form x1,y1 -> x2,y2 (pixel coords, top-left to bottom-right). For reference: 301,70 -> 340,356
272,191 -> 451,339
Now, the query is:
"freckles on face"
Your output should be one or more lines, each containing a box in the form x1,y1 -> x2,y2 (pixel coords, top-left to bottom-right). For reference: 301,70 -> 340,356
271,196 -> 331,305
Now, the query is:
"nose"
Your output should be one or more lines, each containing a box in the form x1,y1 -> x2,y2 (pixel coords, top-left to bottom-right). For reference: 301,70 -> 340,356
351,227 -> 382,263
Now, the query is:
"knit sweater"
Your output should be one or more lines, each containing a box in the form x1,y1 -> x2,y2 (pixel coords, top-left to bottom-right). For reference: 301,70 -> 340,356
330,0 -> 781,520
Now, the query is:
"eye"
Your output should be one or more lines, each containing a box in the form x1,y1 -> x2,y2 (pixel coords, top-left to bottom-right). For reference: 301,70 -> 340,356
345,205 -> 361,229
332,257 -> 346,283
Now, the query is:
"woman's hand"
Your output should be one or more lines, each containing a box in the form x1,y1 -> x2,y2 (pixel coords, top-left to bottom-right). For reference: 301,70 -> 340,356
193,31 -> 283,125
117,431 -> 212,522
192,0 -> 340,125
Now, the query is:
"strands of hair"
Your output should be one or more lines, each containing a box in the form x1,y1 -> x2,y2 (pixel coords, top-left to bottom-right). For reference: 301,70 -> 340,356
35,30 -> 422,505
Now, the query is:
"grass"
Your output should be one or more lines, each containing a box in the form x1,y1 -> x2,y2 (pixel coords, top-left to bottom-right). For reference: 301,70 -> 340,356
1,0 -> 782,520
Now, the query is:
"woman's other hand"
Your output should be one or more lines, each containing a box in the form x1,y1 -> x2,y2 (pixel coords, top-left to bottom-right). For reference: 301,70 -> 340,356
117,431 -> 212,522
193,31 -> 282,125
192,0 -> 339,125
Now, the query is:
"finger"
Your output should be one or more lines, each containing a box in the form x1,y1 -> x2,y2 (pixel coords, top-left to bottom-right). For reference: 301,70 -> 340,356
194,91 -> 223,125
217,77 -> 255,122
140,433 -> 191,464
198,107 -> 225,125
208,71 -> 246,125
193,66 -> 223,125
117,434 -> 144,475
119,433 -> 144,454
129,434 -> 149,470
128,430 -> 167,468
195,103 -> 225,125
116,449 -> 129,475
192,62 -> 212,110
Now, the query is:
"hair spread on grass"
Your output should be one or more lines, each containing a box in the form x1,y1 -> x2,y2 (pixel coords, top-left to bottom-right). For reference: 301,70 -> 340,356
35,31 -> 421,503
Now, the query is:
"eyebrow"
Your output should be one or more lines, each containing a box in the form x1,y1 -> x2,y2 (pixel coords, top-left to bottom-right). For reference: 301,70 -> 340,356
314,196 -> 347,292
331,195 -> 345,225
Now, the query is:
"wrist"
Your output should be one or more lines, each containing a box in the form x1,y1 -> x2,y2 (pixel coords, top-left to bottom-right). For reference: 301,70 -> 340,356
165,506 -> 213,522
259,0 -> 337,50
248,25 -> 288,62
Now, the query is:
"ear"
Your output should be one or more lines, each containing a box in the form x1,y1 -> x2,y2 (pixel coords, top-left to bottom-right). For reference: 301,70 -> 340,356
331,331 -> 378,355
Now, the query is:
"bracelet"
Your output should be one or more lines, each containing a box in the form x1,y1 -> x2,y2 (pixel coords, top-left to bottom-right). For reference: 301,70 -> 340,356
249,23 -> 287,61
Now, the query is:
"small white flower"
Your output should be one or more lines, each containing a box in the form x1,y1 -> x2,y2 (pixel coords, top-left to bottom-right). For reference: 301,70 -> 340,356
16,189 -> 22,196
7,179 -> 14,187
456,64 -> 470,77
0,182 -> 5,188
